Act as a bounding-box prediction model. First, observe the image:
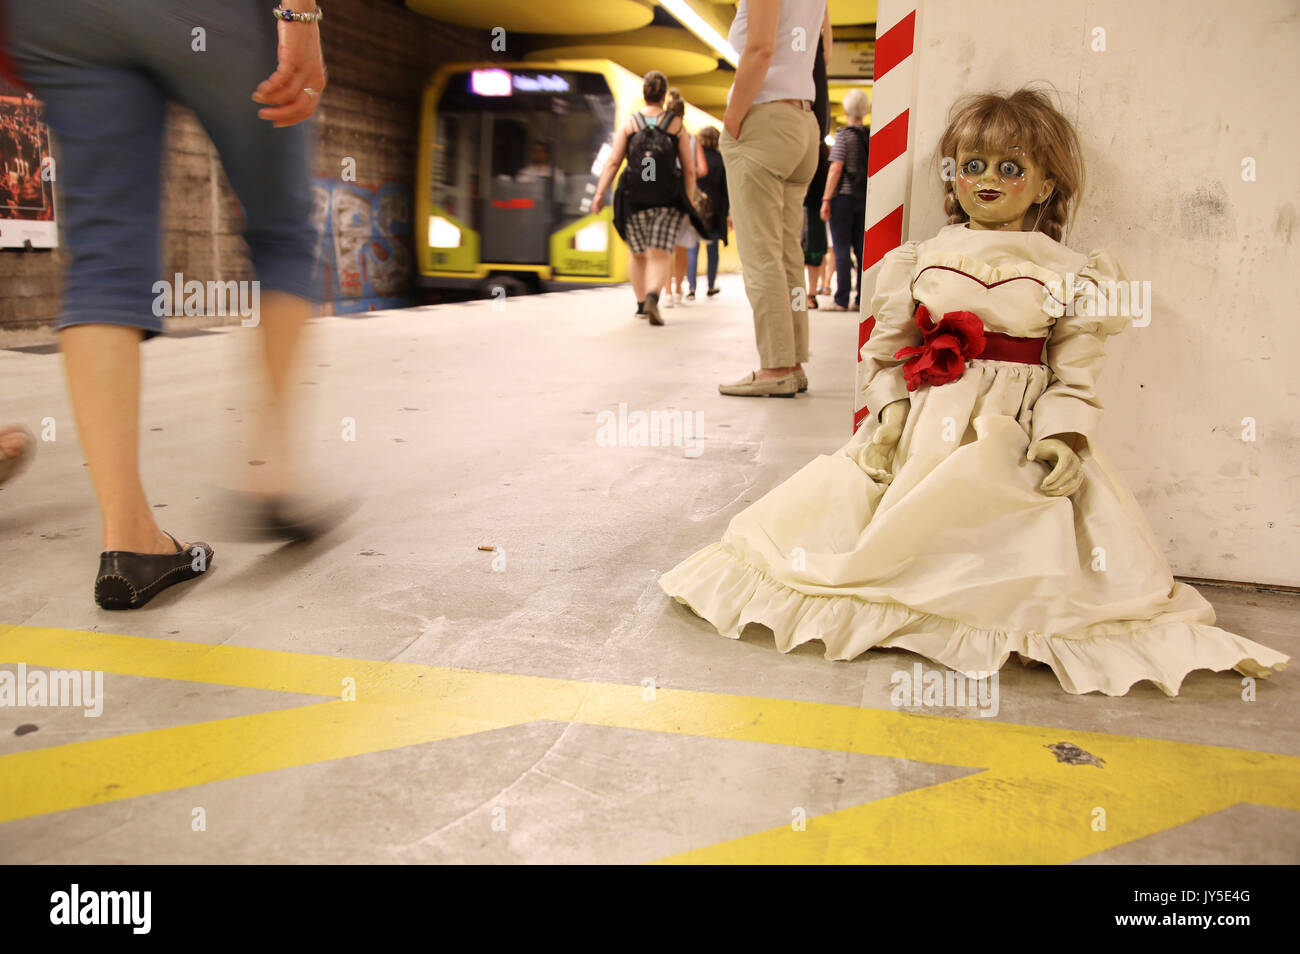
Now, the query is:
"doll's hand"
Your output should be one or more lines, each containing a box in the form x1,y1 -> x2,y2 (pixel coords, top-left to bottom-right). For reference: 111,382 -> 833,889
1027,437 -> 1084,497
853,400 -> 909,484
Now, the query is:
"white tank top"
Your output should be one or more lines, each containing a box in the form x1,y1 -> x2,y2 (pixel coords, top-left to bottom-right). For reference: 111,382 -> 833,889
727,0 -> 826,105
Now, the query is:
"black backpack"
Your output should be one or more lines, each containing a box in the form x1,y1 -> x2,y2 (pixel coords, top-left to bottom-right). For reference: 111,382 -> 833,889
625,112 -> 681,207
844,125 -> 869,199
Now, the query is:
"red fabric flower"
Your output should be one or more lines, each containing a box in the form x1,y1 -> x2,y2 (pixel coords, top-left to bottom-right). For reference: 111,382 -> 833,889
894,305 -> 987,391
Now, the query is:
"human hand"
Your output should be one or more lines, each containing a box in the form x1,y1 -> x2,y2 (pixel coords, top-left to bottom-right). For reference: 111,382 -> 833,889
253,15 -> 327,127
591,192 -> 604,215
1027,437 -> 1084,497
819,199 -> 832,222
852,400 -> 909,484
723,106 -> 744,140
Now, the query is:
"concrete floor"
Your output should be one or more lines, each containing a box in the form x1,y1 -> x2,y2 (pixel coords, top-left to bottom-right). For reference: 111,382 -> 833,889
0,276 -> 1296,864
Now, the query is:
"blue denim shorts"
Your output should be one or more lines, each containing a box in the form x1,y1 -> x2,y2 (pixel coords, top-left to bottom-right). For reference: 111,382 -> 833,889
5,0 -> 320,337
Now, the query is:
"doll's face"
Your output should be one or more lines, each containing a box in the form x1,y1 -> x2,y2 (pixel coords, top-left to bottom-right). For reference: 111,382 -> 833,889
953,143 -> 1055,231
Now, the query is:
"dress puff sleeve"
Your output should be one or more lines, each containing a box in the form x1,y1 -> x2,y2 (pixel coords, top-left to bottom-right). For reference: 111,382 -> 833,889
857,240 -> 921,419
1030,248 -> 1131,448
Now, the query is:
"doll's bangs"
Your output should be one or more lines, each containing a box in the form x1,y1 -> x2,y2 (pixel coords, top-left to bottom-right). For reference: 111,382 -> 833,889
946,100 -> 1048,163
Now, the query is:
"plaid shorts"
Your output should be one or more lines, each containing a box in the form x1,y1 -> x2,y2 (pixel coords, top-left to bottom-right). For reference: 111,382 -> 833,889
625,206 -> 687,254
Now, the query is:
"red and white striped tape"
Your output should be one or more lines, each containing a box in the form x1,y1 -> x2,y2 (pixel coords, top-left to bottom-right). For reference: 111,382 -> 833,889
852,0 -> 918,433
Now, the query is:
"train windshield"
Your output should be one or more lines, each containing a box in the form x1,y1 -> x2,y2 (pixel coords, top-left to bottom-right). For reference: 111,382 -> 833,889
432,69 -> 616,264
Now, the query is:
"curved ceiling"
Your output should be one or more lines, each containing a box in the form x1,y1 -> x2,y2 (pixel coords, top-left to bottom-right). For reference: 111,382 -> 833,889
672,71 -> 733,107
404,0 -> 654,35
525,26 -> 720,78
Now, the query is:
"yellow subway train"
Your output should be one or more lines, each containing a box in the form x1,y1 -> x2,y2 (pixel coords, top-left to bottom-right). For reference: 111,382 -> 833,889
416,59 -> 738,296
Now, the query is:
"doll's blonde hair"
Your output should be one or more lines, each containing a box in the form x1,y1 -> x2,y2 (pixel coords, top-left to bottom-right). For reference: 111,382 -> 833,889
936,87 -> 1083,242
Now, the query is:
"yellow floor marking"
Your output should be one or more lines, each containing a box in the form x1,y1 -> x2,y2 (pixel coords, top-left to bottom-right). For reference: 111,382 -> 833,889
2,623 -> 1296,863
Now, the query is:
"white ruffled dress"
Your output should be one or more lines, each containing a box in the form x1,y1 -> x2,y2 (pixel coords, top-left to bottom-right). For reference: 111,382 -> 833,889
659,224 -> 1289,695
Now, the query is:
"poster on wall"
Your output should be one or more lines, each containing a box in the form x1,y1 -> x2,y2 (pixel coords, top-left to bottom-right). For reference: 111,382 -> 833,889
0,75 -> 57,249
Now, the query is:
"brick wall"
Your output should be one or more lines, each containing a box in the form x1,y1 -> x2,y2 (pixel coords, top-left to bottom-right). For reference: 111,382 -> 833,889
0,0 -> 493,330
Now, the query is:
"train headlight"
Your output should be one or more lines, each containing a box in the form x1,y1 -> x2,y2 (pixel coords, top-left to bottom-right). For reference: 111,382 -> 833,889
574,221 -> 608,253
428,216 -> 461,249
590,143 -> 612,176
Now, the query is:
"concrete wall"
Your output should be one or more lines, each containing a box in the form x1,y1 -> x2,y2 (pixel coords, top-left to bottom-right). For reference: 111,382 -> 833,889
896,0 -> 1300,586
0,0 -> 492,329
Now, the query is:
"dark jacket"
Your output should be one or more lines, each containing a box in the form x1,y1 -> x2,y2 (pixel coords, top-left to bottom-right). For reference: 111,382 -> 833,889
804,143 -> 830,212
812,36 -> 829,139
697,146 -> 729,244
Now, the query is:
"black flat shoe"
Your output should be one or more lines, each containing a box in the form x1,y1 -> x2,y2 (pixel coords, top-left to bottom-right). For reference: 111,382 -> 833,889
95,531 -> 213,610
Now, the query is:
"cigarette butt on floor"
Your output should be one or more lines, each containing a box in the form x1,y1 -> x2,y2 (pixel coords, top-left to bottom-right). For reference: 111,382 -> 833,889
477,545 -> 496,551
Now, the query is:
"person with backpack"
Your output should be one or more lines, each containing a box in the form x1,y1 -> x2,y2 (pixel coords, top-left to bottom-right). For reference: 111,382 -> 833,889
820,88 -> 869,311
593,71 -> 700,326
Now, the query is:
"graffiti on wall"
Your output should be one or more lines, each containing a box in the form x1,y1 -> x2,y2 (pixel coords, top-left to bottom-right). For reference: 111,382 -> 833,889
311,177 -> 413,314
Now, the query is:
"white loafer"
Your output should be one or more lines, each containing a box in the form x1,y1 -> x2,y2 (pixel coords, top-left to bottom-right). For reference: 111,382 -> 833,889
718,372 -> 798,397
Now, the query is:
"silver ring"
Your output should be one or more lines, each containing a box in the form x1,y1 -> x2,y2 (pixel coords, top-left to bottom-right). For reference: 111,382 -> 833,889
303,87 -> 317,98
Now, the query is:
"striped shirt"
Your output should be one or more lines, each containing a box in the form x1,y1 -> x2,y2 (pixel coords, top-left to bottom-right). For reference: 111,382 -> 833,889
829,124 -> 868,195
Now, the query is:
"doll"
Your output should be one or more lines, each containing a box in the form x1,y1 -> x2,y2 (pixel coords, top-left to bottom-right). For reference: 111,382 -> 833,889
659,88 -> 1289,696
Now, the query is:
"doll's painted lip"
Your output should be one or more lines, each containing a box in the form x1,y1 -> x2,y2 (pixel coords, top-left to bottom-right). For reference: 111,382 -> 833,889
976,190 -> 1001,201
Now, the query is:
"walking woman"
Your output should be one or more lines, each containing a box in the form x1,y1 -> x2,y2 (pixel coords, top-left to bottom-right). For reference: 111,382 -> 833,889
594,71 -> 698,326
718,0 -> 831,397
693,126 -> 729,297
3,0 -> 329,608
662,89 -> 696,307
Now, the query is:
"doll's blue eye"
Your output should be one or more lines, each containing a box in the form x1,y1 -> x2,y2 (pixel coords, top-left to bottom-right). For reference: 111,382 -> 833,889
963,159 -> 985,175
999,160 -> 1023,177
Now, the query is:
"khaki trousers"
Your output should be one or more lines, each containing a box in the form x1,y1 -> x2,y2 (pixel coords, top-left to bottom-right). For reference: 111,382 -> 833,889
720,100 -> 821,368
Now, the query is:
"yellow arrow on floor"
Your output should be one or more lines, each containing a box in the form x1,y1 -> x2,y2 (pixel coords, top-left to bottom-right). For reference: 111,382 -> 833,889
2,624 -> 1296,863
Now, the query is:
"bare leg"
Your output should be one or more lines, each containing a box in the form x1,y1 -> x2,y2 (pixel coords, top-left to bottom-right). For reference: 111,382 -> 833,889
246,290 -> 312,497
644,249 -> 673,294
629,252 -> 647,301
59,324 -> 177,554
